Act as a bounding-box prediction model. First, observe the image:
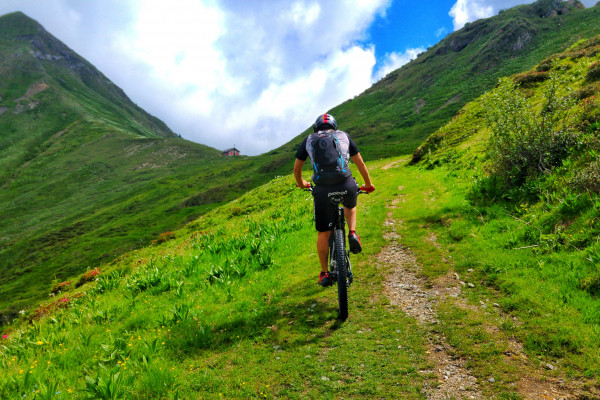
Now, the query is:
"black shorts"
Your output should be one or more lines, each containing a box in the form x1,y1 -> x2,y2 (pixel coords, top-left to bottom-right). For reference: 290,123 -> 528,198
312,178 -> 359,232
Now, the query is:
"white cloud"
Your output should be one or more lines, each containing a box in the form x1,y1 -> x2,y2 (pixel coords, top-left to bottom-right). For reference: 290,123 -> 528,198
113,0 -> 390,154
449,0 -> 494,30
373,47 -> 425,82
449,0 -> 598,31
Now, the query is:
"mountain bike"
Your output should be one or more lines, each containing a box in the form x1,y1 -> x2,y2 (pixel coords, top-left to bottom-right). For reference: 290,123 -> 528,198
306,186 -> 367,321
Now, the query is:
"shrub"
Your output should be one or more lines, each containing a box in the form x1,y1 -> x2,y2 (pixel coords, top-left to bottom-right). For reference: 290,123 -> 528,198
155,231 -> 175,244
572,161 -> 600,193
513,71 -> 549,87
536,58 -> 555,72
576,95 -> 600,131
579,275 -> 600,297
75,267 -> 101,287
484,76 -> 579,187
587,62 -> 600,82
50,280 -> 72,295
572,82 -> 600,101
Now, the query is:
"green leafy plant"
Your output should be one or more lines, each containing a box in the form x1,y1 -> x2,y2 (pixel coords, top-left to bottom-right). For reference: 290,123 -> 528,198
484,75 -> 579,189
83,367 -> 125,400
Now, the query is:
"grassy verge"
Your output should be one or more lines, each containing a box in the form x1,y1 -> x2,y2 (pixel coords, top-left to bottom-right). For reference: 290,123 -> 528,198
377,157 -> 600,395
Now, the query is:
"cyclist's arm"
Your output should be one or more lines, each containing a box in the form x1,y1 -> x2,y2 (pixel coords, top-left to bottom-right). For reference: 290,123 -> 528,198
350,153 -> 374,190
294,158 -> 311,188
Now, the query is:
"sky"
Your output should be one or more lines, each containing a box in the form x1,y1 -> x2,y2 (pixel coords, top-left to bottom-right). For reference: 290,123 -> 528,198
0,0 -> 597,155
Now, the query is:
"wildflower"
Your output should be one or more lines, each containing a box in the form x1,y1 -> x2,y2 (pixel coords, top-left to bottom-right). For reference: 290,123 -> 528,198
36,341 -> 44,345
2,334 -> 7,339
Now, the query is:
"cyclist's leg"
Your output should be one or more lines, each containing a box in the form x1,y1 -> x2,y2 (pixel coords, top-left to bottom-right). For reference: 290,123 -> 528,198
341,178 -> 359,231
344,207 -> 357,231
317,231 -> 331,272
342,178 -> 361,253
313,185 -> 336,274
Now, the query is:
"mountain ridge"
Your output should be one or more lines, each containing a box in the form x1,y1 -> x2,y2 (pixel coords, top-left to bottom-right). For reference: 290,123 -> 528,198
0,11 -> 176,140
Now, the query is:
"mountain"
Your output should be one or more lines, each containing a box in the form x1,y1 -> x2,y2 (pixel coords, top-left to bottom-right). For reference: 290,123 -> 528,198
266,0 -> 600,165
0,12 -> 274,323
0,11 -> 177,178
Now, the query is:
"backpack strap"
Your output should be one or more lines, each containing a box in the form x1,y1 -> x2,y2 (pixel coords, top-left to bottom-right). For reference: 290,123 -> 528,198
331,133 -> 347,174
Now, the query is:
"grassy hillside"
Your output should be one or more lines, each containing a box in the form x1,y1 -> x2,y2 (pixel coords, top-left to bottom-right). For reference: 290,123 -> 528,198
267,0 -> 600,165
1,156 -> 600,398
400,32 -> 600,383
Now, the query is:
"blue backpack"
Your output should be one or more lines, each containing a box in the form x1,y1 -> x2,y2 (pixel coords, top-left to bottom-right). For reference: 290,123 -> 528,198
309,131 -> 351,186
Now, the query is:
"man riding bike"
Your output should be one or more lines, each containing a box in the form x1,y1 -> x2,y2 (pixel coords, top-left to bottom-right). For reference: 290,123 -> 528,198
294,113 -> 375,286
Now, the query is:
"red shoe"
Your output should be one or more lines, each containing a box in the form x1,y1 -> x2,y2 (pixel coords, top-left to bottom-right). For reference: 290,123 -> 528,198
348,231 -> 362,254
318,271 -> 332,287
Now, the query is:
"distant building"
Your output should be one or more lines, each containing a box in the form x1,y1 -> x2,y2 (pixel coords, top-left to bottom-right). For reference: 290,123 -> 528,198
222,147 -> 240,156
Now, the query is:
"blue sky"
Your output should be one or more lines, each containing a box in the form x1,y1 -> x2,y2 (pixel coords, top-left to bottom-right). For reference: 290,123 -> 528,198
367,0 -> 456,67
0,0 -> 597,154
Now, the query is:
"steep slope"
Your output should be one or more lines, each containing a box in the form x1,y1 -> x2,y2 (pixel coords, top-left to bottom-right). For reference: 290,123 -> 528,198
266,0 -> 600,168
0,12 -> 276,322
0,12 -> 176,181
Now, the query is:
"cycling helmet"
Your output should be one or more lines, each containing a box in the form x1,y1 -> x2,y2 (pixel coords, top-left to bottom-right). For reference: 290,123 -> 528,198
313,113 -> 337,132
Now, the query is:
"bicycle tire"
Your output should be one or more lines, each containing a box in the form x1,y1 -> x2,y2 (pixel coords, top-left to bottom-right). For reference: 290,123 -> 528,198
334,229 -> 348,320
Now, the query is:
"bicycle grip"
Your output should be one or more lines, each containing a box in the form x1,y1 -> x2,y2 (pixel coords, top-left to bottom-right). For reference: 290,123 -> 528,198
360,185 -> 375,193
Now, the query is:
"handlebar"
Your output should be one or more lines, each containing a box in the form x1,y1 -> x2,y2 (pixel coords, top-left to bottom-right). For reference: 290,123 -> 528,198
300,183 -> 374,195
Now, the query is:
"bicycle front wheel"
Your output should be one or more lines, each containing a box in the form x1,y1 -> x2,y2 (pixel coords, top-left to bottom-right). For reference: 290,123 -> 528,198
334,229 -> 348,320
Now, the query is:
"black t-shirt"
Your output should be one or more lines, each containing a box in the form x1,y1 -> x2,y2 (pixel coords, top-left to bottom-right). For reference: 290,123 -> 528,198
295,131 -> 359,161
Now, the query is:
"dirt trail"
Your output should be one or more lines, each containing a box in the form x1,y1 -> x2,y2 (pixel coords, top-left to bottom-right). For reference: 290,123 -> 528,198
376,186 -> 598,400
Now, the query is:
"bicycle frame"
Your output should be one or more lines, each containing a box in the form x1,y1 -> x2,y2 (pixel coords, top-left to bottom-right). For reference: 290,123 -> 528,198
327,195 -> 352,286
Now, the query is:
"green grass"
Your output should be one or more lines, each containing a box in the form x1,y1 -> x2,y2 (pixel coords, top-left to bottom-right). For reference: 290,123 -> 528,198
383,33 -> 600,390
3,153 -> 599,398
373,156 -> 600,393
0,176 -> 431,399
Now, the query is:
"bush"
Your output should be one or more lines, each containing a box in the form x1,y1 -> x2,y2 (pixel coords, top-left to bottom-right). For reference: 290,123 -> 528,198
586,62 -> 600,82
155,231 -> 175,244
572,161 -> 600,193
50,280 -> 72,295
484,76 -> 579,187
513,71 -> 549,87
576,95 -> 600,131
572,82 -> 600,101
579,275 -> 600,297
536,58 -> 555,72
75,268 -> 101,287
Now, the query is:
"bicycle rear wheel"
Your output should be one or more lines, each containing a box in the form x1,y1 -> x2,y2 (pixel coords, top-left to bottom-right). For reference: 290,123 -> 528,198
334,229 -> 348,320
